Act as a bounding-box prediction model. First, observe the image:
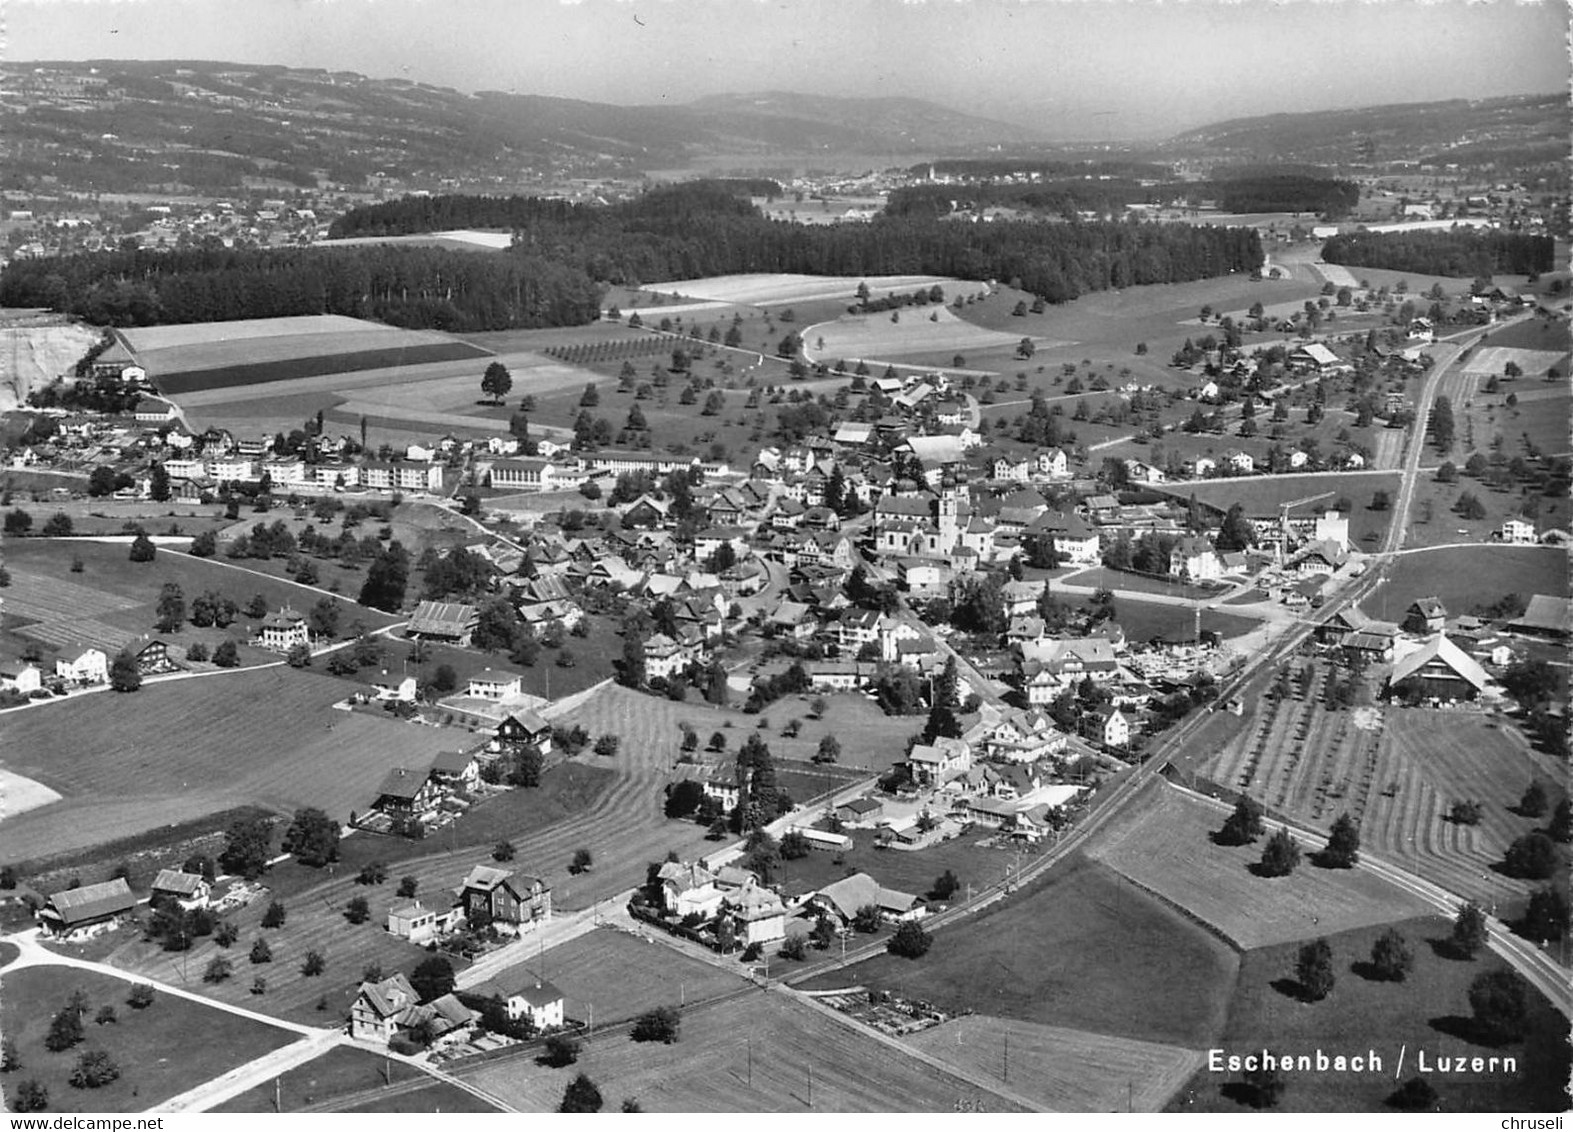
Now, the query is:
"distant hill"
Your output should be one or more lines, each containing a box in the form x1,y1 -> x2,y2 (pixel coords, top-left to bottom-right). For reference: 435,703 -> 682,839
1165,94 -> 1568,168
0,60 -> 1046,196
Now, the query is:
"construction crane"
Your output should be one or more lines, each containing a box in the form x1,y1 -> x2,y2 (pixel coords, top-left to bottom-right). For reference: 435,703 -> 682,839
1275,491 -> 1337,560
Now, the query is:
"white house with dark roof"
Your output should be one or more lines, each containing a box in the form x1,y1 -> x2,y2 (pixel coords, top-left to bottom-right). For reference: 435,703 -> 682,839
469,972 -> 566,1030
258,607 -> 309,652
150,868 -> 210,910
350,973 -> 474,1046
467,668 -> 523,700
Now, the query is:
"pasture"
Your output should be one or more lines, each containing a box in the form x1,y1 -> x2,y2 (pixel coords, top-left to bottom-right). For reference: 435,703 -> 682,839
641,273 -> 971,307
798,853 -> 1239,1049
1173,915 -> 1571,1113
905,1015 -> 1204,1113
1463,347 -> 1566,380
1085,781 -> 1432,949
488,926 -> 750,1026
1153,472 -> 1402,548
462,990 -> 1019,1113
1097,597 -> 1265,647
0,666 -> 461,863
1381,545 -> 1568,616
214,1045 -> 472,1113
0,965 -> 297,1112
806,305 -> 1036,369
1404,474 -> 1570,550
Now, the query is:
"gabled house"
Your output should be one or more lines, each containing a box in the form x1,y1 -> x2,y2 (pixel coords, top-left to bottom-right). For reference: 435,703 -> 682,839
149,868 -> 210,910
258,607 -> 309,652
468,973 -> 565,1031
373,766 -> 440,819
808,872 -> 925,927
429,749 -> 480,794
656,861 -> 724,919
136,639 -> 180,675
405,601 -> 479,647
494,709 -> 552,759
723,879 -> 787,945
907,738 -> 972,786
1083,705 -> 1131,748
38,878 -> 137,937
54,647 -> 108,686
1169,536 -> 1222,582
1388,635 -> 1490,701
455,865 -> 551,931
1404,596 -> 1448,636
350,973 -> 474,1046
0,661 -> 43,695
467,669 -> 523,700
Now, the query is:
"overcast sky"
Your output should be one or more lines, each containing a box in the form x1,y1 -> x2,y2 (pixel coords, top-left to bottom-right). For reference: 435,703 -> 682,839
11,0 -> 1570,139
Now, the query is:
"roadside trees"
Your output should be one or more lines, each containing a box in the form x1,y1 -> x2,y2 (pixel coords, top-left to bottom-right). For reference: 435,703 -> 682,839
1257,829 -> 1301,877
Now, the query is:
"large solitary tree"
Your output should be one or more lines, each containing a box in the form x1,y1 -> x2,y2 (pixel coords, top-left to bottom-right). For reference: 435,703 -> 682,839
1257,828 -> 1302,877
481,361 -> 513,405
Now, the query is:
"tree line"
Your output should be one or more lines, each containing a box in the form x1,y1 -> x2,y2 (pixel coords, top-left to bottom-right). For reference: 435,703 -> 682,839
0,243 -> 602,332
334,183 -> 1264,304
1321,230 -> 1553,277
4,183 -> 1263,332
885,175 -> 1358,220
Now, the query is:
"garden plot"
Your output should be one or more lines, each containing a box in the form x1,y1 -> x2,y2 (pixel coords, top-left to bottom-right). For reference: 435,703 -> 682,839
642,273 -> 974,306
1462,347 -> 1567,378
1086,781 -> 1431,949
807,305 -> 1033,364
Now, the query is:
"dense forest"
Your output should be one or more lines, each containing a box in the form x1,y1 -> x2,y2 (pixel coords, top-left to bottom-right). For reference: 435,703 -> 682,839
3,183 -> 1262,330
1321,229 -> 1554,277
1212,176 -> 1359,216
886,175 -> 1357,220
0,244 -> 602,330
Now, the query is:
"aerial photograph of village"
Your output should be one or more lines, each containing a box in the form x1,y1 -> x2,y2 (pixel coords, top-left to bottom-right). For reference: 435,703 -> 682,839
0,0 -> 1566,1118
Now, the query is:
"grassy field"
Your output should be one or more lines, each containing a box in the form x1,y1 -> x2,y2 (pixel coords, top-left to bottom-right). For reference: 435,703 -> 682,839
640,273 -> 968,306
0,538 -> 399,674
1100,597 -> 1265,646
1060,566 -> 1223,601
768,828 -> 1031,909
488,926 -> 751,1026
213,1043 -> 502,1113
344,1080 -> 506,1113
462,990 -> 1022,1113
906,1015 -> 1204,1113
1086,781 -> 1432,950
1170,915 -> 1571,1113
1152,473 -> 1403,547
798,853 -> 1239,1049
0,666 -> 460,863
1381,545 -> 1568,616
1404,473 -> 1571,550
0,965 -> 297,1112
